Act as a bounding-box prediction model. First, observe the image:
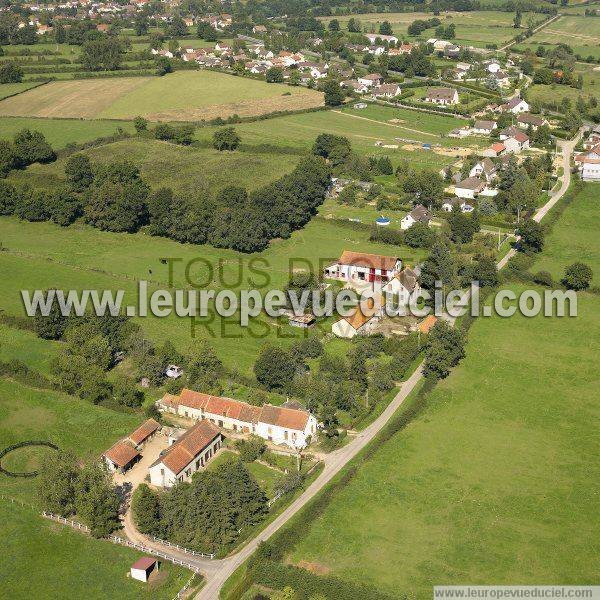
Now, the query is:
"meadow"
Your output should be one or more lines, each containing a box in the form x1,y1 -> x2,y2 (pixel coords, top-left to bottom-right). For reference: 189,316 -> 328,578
288,285 -> 600,595
0,82 -> 45,100
8,138 -> 300,195
0,71 -> 324,121
0,324 -> 61,375
526,65 -> 600,104
531,183 -> 599,286
0,500 -> 193,599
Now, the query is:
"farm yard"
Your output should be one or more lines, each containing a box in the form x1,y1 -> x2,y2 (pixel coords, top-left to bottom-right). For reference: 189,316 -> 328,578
0,71 -> 324,121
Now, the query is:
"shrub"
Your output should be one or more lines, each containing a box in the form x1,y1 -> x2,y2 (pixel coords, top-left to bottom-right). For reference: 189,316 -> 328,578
235,436 -> 267,462
562,262 -> 593,291
533,270 -> 553,286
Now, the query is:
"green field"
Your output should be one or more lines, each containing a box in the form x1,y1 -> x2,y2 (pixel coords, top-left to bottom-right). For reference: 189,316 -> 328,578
0,500 -> 193,599
527,65 -> 600,104
0,116 -> 135,147
0,324 -> 61,375
0,82 -> 45,100
523,15 -> 600,58
0,71 -> 324,121
8,138 -> 300,196
531,183 -> 599,286
289,285 -> 600,595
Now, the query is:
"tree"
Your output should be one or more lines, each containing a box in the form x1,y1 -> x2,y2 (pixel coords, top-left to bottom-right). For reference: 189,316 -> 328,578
423,321 -> 465,379
517,218 -> 544,253
212,127 -> 240,151
134,13 -> 149,36
420,242 -> 458,292
167,14 -> 187,38
0,62 -> 23,83
403,169 -> 445,206
133,115 -> 148,133
37,450 -> 79,516
265,66 -> 284,83
254,344 -> 296,390
465,255 -> 499,288
0,140 -> 17,177
0,179 -> 16,214
132,484 -> 161,535
562,262 -> 592,291
65,154 -> 94,192
404,221 -> 436,248
321,78 -> 344,107
81,36 -> 124,71
448,208 -> 479,244
347,18 -> 361,33
33,291 -> 69,339
312,133 -> 351,160
187,339 -> 223,386
328,19 -> 340,32
379,21 -> 393,36
13,129 -> 55,166
514,9 -> 522,28
74,463 -> 120,537
47,186 -> 81,226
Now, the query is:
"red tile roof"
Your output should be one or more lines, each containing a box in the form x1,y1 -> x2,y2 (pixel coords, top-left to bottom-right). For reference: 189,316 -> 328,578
259,404 -> 309,431
103,441 -> 140,468
338,250 -> 398,271
131,557 -> 157,571
419,315 -> 438,334
159,421 -> 221,475
129,419 -> 160,445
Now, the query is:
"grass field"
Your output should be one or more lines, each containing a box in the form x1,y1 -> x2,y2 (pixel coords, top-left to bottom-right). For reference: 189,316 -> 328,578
0,71 -> 324,121
0,116 -> 135,147
0,501 -> 193,599
0,379 -> 139,501
0,324 -> 61,375
0,82 -> 45,100
527,65 -> 600,104
531,183 -> 599,286
289,285 -> 600,595
8,138 -> 300,196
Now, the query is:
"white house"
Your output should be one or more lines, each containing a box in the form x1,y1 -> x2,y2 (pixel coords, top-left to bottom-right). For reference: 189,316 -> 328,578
323,250 -> 401,284
148,420 -> 223,488
469,158 -> 496,181
472,120 -> 497,135
372,83 -> 400,98
341,79 -> 369,94
332,296 -> 382,339
401,204 -> 431,230
503,131 -> 529,153
442,198 -> 475,213
382,267 -> 420,306
575,143 -> 600,181
357,73 -> 383,87
454,176 -> 486,199
365,33 -> 398,45
424,87 -> 459,106
157,390 -> 318,450
501,97 -> 530,114
517,113 -> 548,130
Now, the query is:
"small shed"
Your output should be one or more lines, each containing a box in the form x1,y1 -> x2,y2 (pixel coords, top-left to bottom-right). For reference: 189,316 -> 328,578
289,313 -> 316,328
130,557 -> 158,582
103,441 -> 141,473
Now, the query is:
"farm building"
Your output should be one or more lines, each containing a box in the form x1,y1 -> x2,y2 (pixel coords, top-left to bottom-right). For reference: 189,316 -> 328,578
383,267 -> 420,305
454,177 -> 487,199
365,33 -> 398,45
130,557 -> 158,583
575,144 -> 600,181
357,73 -> 383,87
323,250 -> 402,285
127,419 -> 161,449
148,421 -> 223,488
372,83 -> 400,98
156,390 -> 318,449
288,313 -> 316,328
332,296 -> 382,339
103,441 -> 140,474
517,113 -> 548,129
472,120 -> 497,135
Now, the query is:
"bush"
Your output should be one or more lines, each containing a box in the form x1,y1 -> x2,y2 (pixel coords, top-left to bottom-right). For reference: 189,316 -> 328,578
235,436 -> 267,462
533,270 -> 554,286
562,262 -> 593,291
212,126 -> 240,151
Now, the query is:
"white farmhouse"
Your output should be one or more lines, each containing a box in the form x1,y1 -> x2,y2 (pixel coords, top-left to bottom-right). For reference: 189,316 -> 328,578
575,143 -> 600,181
501,97 -> 530,114
382,267 -> 420,306
323,250 -> 402,285
424,87 -> 459,106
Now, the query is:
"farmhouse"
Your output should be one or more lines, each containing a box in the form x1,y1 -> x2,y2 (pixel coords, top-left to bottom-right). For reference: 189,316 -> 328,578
401,204 -> 431,230
341,80 -> 369,94
127,418 -> 161,448
482,142 -> 506,157
503,131 -> 530,153
388,43 -> 413,55
324,250 -> 402,284
454,177 -> 486,199
103,441 -> 140,474
424,87 -> 459,106
357,73 -> 383,87
517,113 -> 548,129
157,390 -> 318,449
148,420 -> 223,488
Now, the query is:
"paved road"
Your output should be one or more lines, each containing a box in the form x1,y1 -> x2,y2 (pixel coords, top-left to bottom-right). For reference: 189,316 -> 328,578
120,131 -> 582,599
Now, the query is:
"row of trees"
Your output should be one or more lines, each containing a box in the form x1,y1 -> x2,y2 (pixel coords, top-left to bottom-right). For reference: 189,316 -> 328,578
132,460 -> 268,553
0,128 -> 55,176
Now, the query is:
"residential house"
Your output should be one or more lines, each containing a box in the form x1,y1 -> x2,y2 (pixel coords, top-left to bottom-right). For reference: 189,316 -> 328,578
400,204 -> 431,230
382,267 -> 420,305
449,126 -> 471,138
323,250 -> 402,284
472,120 -> 497,135
444,44 -> 460,58
499,125 -> 524,140
388,43 -> 413,55
372,83 -> 400,98
341,79 -> 369,94
517,113 -> 548,130
489,70 -> 510,87
357,73 -> 383,87
501,97 -> 530,114
428,39 -> 453,52
469,158 -> 497,182
332,296 -> 382,339
297,61 -> 328,79
503,131 -> 529,153
157,390 -> 317,449
252,24 -> 267,34
148,420 -> 223,488
454,176 -> 486,199
442,198 -> 475,212
365,33 -> 398,45
424,87 -> 459,106
151,48 -> 173,58
574,143 -> 600,181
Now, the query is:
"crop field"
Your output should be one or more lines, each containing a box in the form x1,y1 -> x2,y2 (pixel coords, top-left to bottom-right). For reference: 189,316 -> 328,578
524,15 -> 600,53
0,501 -> 192,599
289,285 -> 600,595
0,71 -> 324,121
532,184 -> 599,286
8,138 -> 300,196
0,116 -> 135,147
0,82 -> 45,101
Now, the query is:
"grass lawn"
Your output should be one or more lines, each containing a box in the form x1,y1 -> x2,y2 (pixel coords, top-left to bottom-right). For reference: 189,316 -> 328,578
8,138 -> 300,196
0,500 -> 193,600
0,116 -> 135,147
289,285 -> 600,595
531,183 -> 599,286
0,82 -> 45,100
0,71 -> 324,121
0,379 -> 140,501
0,324 -> 61,375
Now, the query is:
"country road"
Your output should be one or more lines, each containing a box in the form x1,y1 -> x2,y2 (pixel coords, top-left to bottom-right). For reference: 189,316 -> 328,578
118,130 -> 583,600
499,13 -> 561,51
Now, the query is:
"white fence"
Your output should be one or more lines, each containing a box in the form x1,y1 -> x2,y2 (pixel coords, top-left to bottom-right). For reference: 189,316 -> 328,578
151,536 -> 214,559
172,573 -> 198,600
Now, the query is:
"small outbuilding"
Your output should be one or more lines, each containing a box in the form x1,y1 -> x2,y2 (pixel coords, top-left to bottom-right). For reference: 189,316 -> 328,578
103,441 -> 141,473
130,557 -> 158,582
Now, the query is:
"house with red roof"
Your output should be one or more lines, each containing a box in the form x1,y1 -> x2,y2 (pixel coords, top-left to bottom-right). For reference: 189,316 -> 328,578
156,390 -> 318,450
323,250 -> 402,284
